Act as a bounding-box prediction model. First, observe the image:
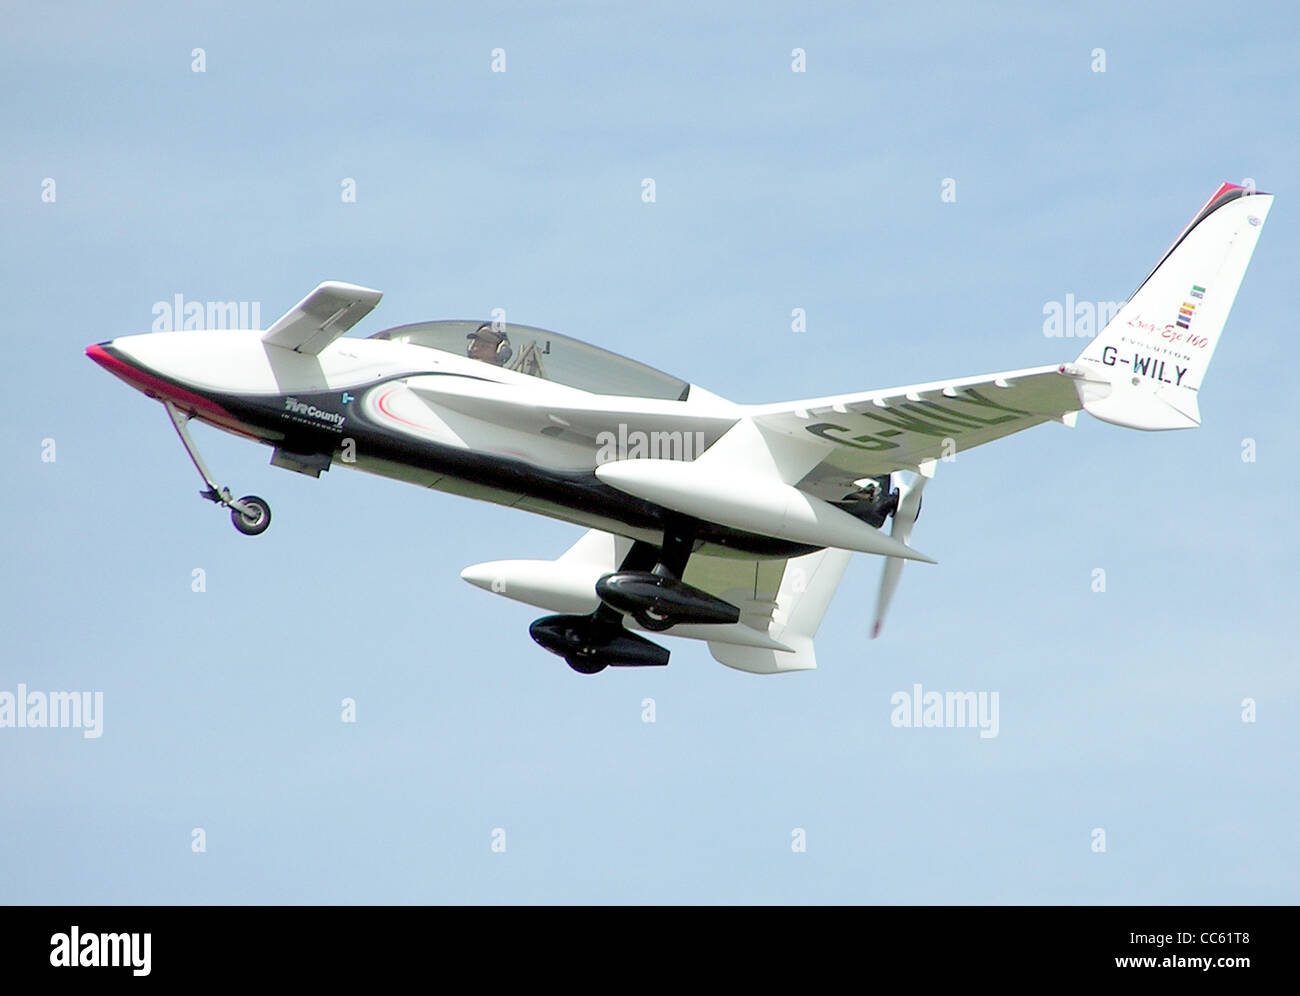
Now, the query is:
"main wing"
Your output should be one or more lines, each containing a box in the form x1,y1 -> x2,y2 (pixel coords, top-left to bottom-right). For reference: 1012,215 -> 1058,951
744,364 -> 1082,502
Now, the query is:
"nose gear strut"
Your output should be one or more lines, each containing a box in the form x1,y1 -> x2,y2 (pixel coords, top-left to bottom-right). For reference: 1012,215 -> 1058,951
163,401 -> 272,536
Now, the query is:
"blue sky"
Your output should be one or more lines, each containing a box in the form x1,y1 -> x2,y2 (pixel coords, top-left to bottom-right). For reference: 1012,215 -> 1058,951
2,1 -> 1296,903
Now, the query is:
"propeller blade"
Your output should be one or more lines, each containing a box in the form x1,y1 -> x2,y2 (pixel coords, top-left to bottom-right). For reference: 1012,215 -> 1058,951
871,474 -> 928,638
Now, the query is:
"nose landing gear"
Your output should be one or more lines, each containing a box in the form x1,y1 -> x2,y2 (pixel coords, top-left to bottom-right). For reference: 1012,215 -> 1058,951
227,493 -> 272,535
165,401 -> 272,536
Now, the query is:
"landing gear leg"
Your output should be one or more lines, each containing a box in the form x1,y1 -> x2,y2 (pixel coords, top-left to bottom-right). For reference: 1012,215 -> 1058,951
530,519 -> 729,672
653,516 -> 696,581
163,402 -> 272,536
618,518 -> 717,631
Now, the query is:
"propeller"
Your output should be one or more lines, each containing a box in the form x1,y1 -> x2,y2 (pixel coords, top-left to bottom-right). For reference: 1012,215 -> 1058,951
871,463 -> 933,638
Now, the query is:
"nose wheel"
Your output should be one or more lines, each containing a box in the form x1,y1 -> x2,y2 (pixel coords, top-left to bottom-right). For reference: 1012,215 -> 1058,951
165,401 -> 273,536
230,495 -> 272,535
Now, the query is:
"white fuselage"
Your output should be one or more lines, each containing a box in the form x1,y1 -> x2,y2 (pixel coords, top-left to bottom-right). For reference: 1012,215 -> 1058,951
93,329 -> 806,557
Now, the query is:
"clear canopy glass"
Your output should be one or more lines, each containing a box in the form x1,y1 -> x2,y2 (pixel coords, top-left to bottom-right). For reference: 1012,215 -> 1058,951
370,320 -> 690,401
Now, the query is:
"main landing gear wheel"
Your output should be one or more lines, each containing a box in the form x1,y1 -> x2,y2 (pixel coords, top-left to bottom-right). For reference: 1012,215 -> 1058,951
529,613 -> 670,673
231,495 -> 272,536
634,608 -> 674,632
566,655 -> 609,675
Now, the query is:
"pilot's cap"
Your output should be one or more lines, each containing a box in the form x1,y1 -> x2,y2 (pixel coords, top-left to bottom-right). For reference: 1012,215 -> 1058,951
467,323 -> 507,345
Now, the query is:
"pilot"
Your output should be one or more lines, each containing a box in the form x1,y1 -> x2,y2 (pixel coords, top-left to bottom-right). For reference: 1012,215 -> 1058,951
466,323 -> 512,366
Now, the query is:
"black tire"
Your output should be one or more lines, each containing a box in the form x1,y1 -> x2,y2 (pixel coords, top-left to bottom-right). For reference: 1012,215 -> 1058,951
566,655 -> 608,675
634,609 -> 674,632
231,495 -> 271,536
